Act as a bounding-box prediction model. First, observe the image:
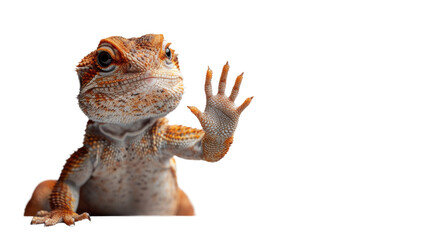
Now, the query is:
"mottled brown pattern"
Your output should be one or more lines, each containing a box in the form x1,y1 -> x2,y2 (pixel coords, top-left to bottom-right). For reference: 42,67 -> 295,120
25,34 -> 252,226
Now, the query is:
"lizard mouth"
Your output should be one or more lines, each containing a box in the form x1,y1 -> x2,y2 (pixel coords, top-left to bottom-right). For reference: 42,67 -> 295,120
97,75 -> 176,88
81,73 -> 182,93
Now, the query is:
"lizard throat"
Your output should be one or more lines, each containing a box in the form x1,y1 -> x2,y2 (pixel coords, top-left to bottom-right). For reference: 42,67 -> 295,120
97,118 -> 158,142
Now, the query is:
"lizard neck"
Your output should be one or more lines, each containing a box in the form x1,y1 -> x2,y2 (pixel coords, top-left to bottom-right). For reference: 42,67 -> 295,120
93,117 -> 159,142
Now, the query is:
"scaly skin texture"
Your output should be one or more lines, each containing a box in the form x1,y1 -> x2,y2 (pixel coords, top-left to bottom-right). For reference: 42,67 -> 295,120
24,34 -> 252,226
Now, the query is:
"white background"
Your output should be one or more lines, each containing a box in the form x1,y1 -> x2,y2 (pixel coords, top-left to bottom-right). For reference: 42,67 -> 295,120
1,0 -> 428,239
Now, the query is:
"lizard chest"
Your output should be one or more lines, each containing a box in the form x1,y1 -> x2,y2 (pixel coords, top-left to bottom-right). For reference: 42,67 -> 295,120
78,140 -> 178,215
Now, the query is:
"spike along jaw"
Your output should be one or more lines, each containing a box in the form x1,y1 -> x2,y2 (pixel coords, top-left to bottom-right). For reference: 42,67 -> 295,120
76,34 -> 184,125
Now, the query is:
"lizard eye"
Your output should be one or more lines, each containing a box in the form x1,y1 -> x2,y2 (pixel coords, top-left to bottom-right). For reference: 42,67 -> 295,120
97,51 -> 113,67
165,47 -> 172,60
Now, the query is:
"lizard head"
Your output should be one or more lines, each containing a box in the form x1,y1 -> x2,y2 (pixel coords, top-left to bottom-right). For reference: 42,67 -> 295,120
76,34 -> 183,124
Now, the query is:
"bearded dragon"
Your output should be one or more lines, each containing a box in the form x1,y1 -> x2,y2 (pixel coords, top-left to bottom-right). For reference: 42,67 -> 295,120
24,34 -> 252,226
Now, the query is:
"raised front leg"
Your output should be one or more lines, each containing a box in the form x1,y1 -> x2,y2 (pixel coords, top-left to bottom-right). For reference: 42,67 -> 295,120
163,62 -> 252,162
30,147 -> 93,226
188,62 -> 253,161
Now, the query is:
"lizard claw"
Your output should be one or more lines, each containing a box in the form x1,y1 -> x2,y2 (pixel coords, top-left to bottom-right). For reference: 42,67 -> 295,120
237,96 -> 253,114
31,209 -> 90,226
187,106 -> 203,120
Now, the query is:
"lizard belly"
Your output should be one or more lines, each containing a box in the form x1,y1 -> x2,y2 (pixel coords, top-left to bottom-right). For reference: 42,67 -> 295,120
78,158 -> 178,216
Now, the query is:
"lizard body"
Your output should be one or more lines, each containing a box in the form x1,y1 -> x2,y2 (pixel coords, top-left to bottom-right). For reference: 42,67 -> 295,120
24,34 -> 252,226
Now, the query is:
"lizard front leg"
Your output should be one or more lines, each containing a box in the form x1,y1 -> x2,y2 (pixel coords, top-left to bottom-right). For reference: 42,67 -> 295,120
160,62 -> 252,161
188,62 -> 253,162
30,147 -> 92,226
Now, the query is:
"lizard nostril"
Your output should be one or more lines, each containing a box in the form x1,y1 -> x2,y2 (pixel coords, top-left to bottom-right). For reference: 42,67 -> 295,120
78,75 -> 83,88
